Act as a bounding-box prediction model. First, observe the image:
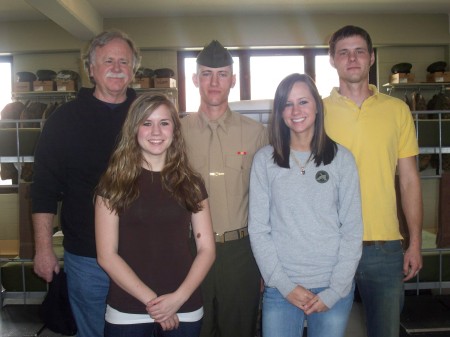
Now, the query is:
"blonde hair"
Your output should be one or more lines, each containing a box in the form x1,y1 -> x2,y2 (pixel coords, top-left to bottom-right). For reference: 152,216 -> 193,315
96,93 -> 204,214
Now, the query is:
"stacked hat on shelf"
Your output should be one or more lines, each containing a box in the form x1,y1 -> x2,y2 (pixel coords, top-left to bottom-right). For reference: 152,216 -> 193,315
14,69 -> 79,92
389,62 -> 414,84
131,67 -> 176,89
426,61 -> 449,83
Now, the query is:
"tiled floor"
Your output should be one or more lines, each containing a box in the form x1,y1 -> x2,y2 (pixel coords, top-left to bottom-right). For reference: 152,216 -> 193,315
3,296 -> 450,337
0,301 -> 72,337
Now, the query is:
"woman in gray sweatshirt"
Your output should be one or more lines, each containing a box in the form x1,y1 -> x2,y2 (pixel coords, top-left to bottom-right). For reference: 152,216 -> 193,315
249,73 -> 363,337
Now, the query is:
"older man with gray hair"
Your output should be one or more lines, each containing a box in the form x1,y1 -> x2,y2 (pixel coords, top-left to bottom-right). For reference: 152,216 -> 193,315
32,29 -> 140,337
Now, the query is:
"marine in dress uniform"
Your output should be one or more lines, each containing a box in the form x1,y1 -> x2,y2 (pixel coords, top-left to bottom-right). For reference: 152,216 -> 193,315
181,40 -> 268,337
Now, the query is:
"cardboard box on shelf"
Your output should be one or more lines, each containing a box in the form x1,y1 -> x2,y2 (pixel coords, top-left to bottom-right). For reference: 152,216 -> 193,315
154,78 -> 177,88
390,73 -> 415,84
56,79 -> 77,92
33,80 -> 55,92
14,82 -> 32,92
131,77 -> 152,89
426,72 -> 450,83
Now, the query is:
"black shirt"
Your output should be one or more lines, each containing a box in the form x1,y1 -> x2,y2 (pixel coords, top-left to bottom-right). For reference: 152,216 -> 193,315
31,87 -> 136,257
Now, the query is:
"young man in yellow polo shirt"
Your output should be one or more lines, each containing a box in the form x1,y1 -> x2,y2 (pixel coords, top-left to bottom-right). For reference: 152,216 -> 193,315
323,25 -> 423,337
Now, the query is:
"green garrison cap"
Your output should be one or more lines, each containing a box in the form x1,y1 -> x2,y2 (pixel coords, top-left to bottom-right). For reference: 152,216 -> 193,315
197,40 -> 233,68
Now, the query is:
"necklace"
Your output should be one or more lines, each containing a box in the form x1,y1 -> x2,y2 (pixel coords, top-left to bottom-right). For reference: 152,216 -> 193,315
291,150 -> 310,175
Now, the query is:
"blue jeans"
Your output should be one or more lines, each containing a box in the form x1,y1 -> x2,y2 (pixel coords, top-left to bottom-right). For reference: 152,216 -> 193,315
104,320 -> 202,337
262,284 -> 354,337
64,250 -> 110,337
355,240 -> 404,337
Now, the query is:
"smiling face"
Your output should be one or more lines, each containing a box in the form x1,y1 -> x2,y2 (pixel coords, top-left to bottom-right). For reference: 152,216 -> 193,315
330,35 -> 375,85
89,38 -> 134,102
137,104 -> 174,170
282,81 -> 317,142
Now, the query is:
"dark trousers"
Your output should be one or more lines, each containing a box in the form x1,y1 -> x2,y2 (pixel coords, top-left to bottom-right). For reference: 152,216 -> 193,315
199,236 -> 261,337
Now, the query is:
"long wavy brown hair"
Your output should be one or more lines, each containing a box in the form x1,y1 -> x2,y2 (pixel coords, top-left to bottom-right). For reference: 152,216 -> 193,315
96,93 -> 204,214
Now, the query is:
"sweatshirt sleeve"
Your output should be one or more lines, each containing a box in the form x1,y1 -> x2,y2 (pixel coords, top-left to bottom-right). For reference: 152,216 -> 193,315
318,147 -> 363,308
248,147 -> 297,297
31,110 -> 67,214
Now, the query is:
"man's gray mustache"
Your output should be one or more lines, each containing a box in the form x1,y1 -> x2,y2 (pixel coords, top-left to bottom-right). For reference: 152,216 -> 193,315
106,73 -> 126,78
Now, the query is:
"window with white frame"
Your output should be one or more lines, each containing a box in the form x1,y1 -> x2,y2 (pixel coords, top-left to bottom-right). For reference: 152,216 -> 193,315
178,48 -> 376,112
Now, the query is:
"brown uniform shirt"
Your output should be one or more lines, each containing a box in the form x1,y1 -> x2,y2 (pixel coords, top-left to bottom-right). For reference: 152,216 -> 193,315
181,108 -> 267,234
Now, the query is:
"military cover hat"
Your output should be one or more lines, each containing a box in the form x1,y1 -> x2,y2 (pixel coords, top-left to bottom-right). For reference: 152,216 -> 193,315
427,61 -> 447,73
391,63 -> 412,74
16,71 -> 37,82
56,70 -> 79,81
154,68 -> 175,78
36,69 -> 57,81
197,40 -> 233,68
135,67 -> 154,78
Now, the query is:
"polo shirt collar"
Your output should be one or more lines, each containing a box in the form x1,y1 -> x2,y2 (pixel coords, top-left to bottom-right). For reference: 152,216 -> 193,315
330,84 -> 380,101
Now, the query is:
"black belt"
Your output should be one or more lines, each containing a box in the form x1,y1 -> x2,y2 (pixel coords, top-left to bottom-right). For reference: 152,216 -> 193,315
215,227 -> 249,243
363,240 -> 387,247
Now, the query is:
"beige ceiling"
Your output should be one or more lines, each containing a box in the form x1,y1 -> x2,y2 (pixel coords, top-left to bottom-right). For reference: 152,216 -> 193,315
0,0 -> 449,40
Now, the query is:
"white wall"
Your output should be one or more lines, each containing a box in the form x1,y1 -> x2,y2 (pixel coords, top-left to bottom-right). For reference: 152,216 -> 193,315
12,52 -> 82,82
1,12 -> 449,248
11,50 -> 178,87
378,46 -> 449,93
106,14 -> 450,49
2,12 -> 448,87
140,50 -> 177,81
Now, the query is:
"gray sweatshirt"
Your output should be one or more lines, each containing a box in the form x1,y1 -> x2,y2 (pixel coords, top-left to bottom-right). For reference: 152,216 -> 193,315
249,144 -> 363,309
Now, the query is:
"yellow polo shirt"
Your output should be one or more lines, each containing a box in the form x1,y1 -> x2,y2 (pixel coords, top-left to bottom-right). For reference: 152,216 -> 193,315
324,85 -> 419,240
